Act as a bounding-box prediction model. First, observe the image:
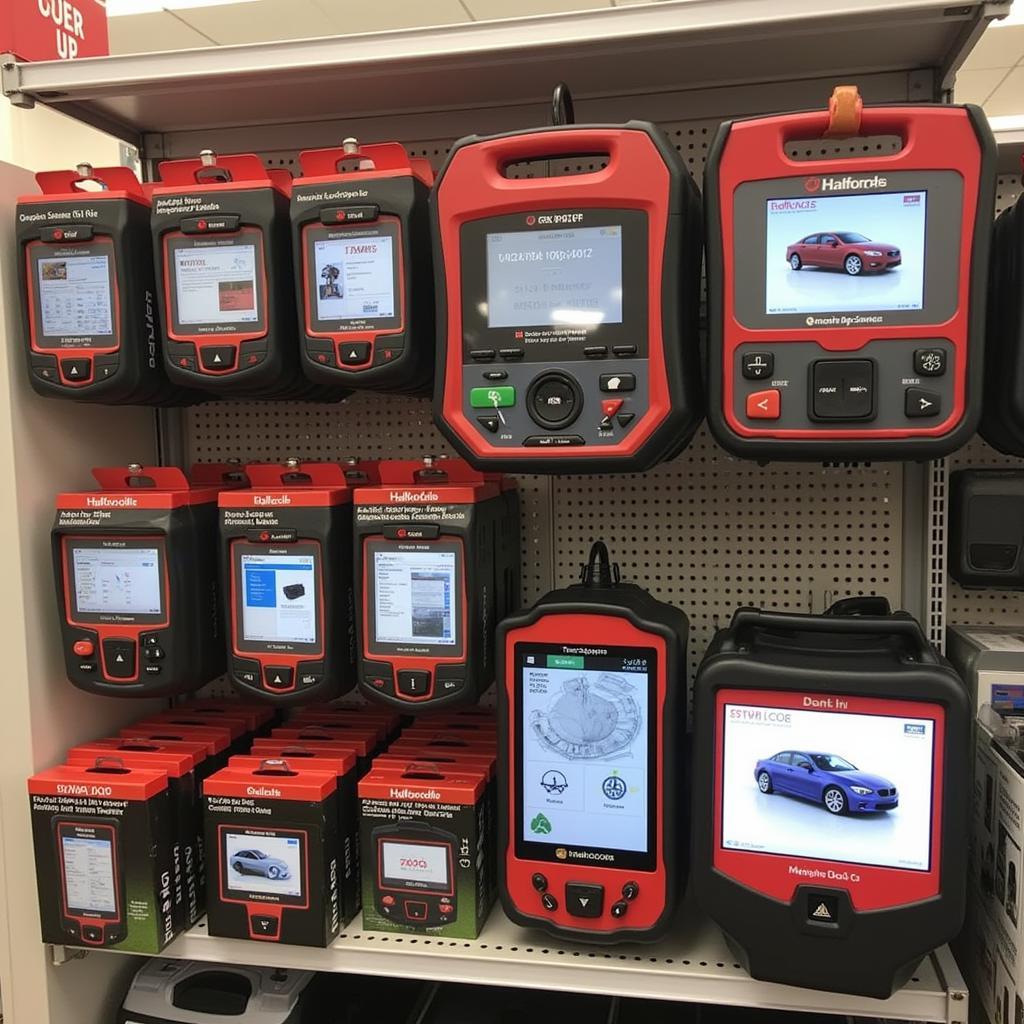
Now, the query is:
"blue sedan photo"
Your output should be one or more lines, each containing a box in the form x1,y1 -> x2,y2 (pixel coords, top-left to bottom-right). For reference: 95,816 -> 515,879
229,849 -> 292,880
754,751 -> 898,815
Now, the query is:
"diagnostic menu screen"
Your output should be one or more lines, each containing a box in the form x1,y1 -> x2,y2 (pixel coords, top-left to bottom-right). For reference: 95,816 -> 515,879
174,243 -> 259,325
314,233 -> 396,321
380,839 -> 451,891
373,548 -> 457,647
61,833 -> 116,914
240,552 -> 317,646
37,254 -> 114,338
71,545 -> 163,617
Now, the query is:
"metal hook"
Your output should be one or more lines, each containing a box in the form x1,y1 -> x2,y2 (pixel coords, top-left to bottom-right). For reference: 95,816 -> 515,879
551,82 -> 575,127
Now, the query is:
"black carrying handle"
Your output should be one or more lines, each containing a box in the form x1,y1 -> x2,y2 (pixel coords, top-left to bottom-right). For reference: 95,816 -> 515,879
727,606 -> 938,665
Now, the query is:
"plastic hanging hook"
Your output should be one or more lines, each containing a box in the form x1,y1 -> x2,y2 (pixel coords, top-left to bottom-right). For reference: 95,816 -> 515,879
823,84 -> 863,139
551,82 -> 576,127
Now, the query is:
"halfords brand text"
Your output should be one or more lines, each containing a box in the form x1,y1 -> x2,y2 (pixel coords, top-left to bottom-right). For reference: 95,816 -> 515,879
246,786 -> 282,797
86,496 -> 138,508
254,495 -> 292,506
389,490 -> 439,503
806,174 -> 888,193
562,849 -> 615,862
390,787 -> 441,800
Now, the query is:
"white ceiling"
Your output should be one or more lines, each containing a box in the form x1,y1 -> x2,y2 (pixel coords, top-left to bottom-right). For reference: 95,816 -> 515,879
105,0 -> 1024,116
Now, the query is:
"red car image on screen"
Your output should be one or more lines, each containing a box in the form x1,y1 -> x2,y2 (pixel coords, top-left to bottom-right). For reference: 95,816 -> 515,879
754,751 -> 899,815
785,233 -> 902,276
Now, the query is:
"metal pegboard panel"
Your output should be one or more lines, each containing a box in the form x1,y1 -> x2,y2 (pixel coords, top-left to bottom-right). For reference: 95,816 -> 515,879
944,173 -> 1024,628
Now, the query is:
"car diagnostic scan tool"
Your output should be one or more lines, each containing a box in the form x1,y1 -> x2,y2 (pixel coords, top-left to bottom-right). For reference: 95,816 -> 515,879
16,164 -> 188,405
705,92 -> 995,460
431,85 -> 703,473
291,139 -> 435,395
372,821 -> 458,927
53,817 -> 126,946
497,541 -> 688,942
691,600 -> 969,997
53,466 -> 225,697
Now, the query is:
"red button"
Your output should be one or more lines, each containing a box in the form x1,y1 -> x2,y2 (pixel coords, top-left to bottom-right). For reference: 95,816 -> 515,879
601,398 -> 624,418
746,389 -> 781,419
382,895 -> 395,906
440,902 -> 453,912
73,639 -> 94,657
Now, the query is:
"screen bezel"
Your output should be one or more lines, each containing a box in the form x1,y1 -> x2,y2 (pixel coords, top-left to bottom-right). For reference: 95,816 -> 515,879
56,820 -> 121,922
459,209 -> 649,356
62,535 -> 169,627
513,640 -> 658,872
230,539 -> 323,656
377,833 -> 455,895
731,170 -> 963,330
218,824 -> 310,908
363,536 -> 466,659
302,218 -> 404,335
164,228 -> 268,338
26,238 -> 119,352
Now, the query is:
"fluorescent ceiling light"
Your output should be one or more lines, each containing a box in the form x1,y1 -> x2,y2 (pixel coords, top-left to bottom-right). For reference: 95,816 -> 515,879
992,4 -> 1024,27
988,114 -> 1024,131
104,0 -> 260,16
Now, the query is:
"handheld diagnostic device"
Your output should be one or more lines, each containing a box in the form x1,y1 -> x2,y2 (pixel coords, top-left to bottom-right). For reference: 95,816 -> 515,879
354,458 -> 516,710
497,541 -> 688,942
705,99 -> 995,460
16,164 -> 186,405
54,817 -> 126,946
53,466 -> 224,697
372,821 -> 459,927
220,461 -> 356,703
118,960 -> 318,1024
152,151 -> 312,399
431,86 -> 703,473
291,139 -> 435,394
691,600 -> 969,997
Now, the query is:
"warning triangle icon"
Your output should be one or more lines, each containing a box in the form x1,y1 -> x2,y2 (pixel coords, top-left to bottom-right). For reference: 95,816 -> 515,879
115,654 -> 125,663
69,366 -> 79,376
812,902 -> 832,921
273,673 -> 283,684
213,354 -> 223,364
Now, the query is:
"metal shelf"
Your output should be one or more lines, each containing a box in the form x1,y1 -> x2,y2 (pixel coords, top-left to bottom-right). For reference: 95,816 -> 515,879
93,907 -> 967,1021
0,0 -> 1007,145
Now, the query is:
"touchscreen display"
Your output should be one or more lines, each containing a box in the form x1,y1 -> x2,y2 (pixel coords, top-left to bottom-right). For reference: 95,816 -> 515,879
765,191 -> 926,315
721,701 -> 936,871
486,226 -> 623,329
240,553 -> 317,645
224,831 -> 304,899
38,254 -> 113,337
72,546 -> 163,616
61,834 -> 116,914
373,549 -> 457,646
518,644 -> 653,857
314,234 -> 395,321
380,840 -> 451,891
174,243 -> 259,324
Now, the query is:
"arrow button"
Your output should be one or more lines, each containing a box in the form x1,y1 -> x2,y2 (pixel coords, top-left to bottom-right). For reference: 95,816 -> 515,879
905,387 -> 941,419
263,666 -> 294,691
566,882 -> 604,918
745,389 -> 781,420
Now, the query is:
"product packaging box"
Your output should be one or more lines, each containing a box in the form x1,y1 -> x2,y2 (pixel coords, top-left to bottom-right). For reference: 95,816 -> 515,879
359,763 -> 491,937
204,764 -> 341,946
28,762 -> 177,953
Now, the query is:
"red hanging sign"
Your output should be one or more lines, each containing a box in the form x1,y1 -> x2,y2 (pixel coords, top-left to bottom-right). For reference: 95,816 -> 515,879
1,0 -> 109,62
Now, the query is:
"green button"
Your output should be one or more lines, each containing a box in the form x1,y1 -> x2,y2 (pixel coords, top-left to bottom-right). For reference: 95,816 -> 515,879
547,654 -> 584,669
470,386 -> 515,409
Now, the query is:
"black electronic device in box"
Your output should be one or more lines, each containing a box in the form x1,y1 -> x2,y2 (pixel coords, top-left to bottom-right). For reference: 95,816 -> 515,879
204,763 -> 341,946
29,762 -> 176,953
704,98 -> 995,461
497,541 -> 688,942
370,821 -> 459,928
949,469 -> 1024,588
52,466 -> 225,697
431,86 -> 703,474
354,458 -> 517,710
117,959 -> 320,1024
16,164 -> 188,405
691,600 -> 970,997
291,140 -> 435,395
220,461 -> 356,704
151,152 -> 311,399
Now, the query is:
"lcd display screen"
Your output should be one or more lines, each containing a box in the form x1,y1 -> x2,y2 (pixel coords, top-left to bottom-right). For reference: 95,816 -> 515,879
61,834 -> 116,914
223,831 -> 304,899
71,545 -> 163,617
485,225 -> 623,329
314,234 -> 395,321
373,549 -> 457,646
720,701 -> 936,871
517,644 -> 654,860
240,552 -> 317,645
174,243 -> 259,324
380,840 -> 451,891
38,254 -> 113,337
765,191 -> 927,315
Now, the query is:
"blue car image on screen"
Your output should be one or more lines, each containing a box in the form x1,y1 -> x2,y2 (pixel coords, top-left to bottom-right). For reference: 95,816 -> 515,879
754,751 -> 899,815
229,849 -> 291,880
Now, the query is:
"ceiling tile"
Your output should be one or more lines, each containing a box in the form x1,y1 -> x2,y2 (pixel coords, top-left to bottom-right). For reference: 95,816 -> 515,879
468,0 -> 610,19
317,0 -> 470,32
983,65 -> 1024,116
107,10 -> 215,53
962,22 -> 1024,69
952,67 -> 1008,105
178,0 -> 326,43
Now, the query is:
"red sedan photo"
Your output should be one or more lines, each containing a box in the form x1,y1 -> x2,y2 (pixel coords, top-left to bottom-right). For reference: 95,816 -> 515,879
785,232 -> 901,276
